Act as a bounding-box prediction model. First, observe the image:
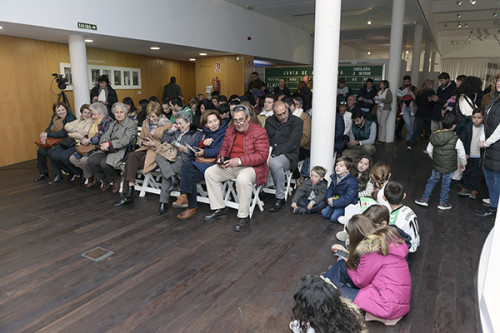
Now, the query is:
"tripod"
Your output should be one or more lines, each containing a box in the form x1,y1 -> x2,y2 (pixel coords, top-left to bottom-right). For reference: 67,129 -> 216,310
57,90 -> 72,114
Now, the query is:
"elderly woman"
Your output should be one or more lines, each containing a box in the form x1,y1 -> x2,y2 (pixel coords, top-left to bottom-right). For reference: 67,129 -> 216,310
70,102 -> 113,186
155,110 -> 199,215
114,102 -> 172,206
87,102 -> 137,193
476,73 -> 500,219
34,102 -> 76,182
172,110 -> 228,220
48,104 -> 95,185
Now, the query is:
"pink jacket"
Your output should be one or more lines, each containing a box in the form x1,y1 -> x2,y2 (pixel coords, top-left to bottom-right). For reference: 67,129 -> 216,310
348,235 -> 411,319
218,121 -> 269,187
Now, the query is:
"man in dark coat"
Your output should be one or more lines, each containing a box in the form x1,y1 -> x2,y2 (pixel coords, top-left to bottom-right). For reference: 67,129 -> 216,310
430,72 -> 456,132
162,76 -> 183,101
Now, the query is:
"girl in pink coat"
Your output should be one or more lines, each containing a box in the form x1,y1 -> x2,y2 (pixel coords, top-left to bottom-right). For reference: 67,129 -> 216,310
345,214 -> 412,320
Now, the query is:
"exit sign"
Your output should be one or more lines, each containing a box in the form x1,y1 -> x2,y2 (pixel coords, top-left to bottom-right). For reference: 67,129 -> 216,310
77,22 -> 97,31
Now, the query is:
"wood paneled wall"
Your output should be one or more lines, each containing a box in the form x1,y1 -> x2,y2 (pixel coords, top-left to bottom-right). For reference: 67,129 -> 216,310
0,35 -> 195,167
195,55 -> 250,99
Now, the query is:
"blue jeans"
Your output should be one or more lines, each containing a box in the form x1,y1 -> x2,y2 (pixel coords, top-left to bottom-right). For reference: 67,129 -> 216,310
298,197 -> 327,214
483,169 -> 500,208
409,117 -> 431,147
403,107 -> 415,140
322,260 -> 360,301
423,170 -> 453,203
322,204 -> 345,223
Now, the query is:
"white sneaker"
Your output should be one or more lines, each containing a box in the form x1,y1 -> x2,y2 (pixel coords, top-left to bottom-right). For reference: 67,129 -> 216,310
483,198 -> 491,204
336,230 -> 349,242
289,320 -> 316,333
337,216 -> 345,225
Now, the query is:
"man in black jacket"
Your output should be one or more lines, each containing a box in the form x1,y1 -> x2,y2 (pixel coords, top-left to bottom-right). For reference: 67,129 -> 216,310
357,78 -> 377,120
430,72 -> 456,132
265,101 -> 303,212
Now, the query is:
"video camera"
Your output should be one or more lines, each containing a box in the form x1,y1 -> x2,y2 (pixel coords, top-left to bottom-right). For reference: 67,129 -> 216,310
52,73 -> 68,91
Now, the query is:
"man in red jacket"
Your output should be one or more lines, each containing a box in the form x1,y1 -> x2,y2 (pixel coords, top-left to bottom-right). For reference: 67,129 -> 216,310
204,105 -> 270,232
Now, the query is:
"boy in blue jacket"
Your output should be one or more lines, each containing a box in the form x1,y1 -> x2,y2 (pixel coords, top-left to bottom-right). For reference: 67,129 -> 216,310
322,157 -> 359,223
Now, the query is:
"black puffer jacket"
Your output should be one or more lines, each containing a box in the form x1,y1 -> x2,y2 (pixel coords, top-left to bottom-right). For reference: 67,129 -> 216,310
484,93 -> 500,172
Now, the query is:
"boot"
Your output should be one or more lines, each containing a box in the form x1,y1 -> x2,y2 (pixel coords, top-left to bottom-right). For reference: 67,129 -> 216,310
86,175 -> 97,188
68,172 -> 76,181
47,174 -> 63,185
177,207 -> 197,220
165,175 -> 179,192
34,173 -> 49,182
101,178 -> 110,192
172,194 -> 189,208
157,202 -> 169,215
112,176 -> 122,194
114,186 -> 135,206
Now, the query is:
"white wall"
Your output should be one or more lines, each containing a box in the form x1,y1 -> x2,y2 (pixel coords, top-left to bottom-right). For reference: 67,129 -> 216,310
0,0 -> 314,64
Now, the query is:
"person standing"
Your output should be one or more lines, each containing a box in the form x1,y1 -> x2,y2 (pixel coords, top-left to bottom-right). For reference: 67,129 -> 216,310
430,72 -> 456,133
273,78 -> 290,97
356,79 -> 377,120
90,75 -> 118,114
162,76 -> 183,101
373,80 -> 392,145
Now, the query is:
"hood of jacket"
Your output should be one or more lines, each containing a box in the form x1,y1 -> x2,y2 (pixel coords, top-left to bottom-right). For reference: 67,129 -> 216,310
429,129 -> 456,147
355,235 -> 407,260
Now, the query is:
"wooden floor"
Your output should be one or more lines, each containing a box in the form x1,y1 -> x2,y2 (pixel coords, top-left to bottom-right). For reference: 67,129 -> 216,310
0,138 -> 494,333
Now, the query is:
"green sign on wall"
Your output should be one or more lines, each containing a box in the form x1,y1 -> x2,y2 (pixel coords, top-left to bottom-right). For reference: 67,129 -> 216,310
265,64 -> 385,95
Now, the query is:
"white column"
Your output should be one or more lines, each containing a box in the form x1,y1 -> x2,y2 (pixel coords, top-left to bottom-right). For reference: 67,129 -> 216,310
430,51 -> 437,72
422,42 -> 431,75
310,0 -> 341,175
385,0 -> 406,143
68,35 -> 89,116
411,25 -> 423,87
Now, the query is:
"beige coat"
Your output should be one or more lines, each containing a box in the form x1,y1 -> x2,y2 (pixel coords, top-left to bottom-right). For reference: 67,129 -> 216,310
137,117 -> 172,173
64,116 -> 95,143
299,112 -> 311,149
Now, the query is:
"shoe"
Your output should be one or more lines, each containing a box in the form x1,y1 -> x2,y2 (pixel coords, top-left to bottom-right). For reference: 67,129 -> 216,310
376,140 -> 385,145
86,175 -> 97,188
476,206 -> 488,214
68,172 -> 76,181
469,191 -> 478,200
177,207 -> 197,220
233,216 -> 250,232
79,174 -> 86,185
111,176 -> 122,194
34,173 -> 49,182
157,202 -> 169,215
395,133 -> 403,140
172,194 -> 189,208
331,243 -> 348,254
337,216 -> 346,225
474,207 -> 497,219
204,207 -> 229,221
483,198 -> 491,205
114,186 -> 135,206
269,198 -> 286,212
165,175 -> 179,193
336,230 -> 349,242
100,179 -> 110,192
47,174 -> 63,185
295,207 -> 308,214
458,187 -> 470,196
407,146 -> 412,151
437,202 -> 452,210
415,198 -> 429,207
258,191 -> 268,202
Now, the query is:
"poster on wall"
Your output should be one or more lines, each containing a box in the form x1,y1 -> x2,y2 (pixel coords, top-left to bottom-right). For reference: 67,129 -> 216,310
59,63 -> 142,90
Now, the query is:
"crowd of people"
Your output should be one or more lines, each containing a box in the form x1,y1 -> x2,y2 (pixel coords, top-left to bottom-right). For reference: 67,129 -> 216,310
33,71 -> 500,332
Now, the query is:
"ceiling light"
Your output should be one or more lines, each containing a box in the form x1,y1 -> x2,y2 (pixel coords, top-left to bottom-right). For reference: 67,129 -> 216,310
199,53 -> 207,56
367,51 -> 371,55
456,0 -> 462,5
458,22 -> 462,28
367,16 -> 372,25
470,0 -> 476,5
406,50 -> 409,54
150,46 -> 160,50
189,58 -> 196,61
494,12 -> 498,17
465,21 -> 469,28
0,26 -> 3,30
457,13 -> 462,18
84,39 -> 93,43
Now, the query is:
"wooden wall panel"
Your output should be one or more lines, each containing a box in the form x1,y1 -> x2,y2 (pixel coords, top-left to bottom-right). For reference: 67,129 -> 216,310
0,35 -> 195,167
195,55 -> 246,99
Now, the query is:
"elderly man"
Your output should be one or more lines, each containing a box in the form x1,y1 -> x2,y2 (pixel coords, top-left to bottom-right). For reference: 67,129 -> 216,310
265,100 -> 303,212
204,105 -> 269,232
342,109 -> 376,161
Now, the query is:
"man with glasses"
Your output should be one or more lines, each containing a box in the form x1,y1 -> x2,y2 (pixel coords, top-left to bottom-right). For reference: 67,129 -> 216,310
265,100 -> 304,212
204,105 -> 270,232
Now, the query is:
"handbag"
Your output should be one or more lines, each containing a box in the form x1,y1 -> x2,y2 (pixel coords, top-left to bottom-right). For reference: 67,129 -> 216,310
119,134 -> 138,163
60,137 -> 76,149
75,144 -> 97,155
35,137 -> 62,149
195,156 -> 216,164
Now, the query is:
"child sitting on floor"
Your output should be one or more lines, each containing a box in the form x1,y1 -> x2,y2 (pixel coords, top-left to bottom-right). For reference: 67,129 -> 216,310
352,155 -> 374,198
322,157 -> 359,223
291,166 -> 328,214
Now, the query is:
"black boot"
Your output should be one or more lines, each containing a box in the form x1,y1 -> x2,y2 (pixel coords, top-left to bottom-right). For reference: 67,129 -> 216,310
158,202 -> 169,215
114,186 -> 135,206
47,174 -> 63,185
165,176 -> 180,192
34,173 -> 48,182
68,172 -> 76,181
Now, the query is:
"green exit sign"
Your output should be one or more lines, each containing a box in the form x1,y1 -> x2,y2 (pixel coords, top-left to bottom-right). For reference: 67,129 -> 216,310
77,22 -> 97,31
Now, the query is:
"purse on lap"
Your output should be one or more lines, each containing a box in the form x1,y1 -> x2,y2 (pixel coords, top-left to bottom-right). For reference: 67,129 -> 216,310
34,138 -> 62,149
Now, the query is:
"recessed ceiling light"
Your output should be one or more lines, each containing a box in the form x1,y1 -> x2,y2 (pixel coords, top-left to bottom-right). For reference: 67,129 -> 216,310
0,26 -> 3,30
470,0 -> 476,5
456,0 -> 462,5
457,13 -> 462,18
189,58 -> 196,61
367,16 -> 372,25
367,51 -> 371,55
84,39 -> 93,43
494,12 -> 498,17
406,50 -> 409,54
199,53 -> 207,56
150,46 -> 160,50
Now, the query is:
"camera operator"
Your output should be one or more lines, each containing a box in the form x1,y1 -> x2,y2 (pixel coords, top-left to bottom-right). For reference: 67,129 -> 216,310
90,75 -> 118,116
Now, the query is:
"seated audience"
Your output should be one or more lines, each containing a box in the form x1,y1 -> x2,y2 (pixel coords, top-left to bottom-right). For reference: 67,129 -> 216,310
155,110 -> 199,215
193,99 -> 216,128
137,99 -> 149,126
204,105 -> 269,232
172,110 -> 228,220
290,166 -> 328,214
122,97 -> 139,124
171,98 -> 194,124
258,93 -> 275,126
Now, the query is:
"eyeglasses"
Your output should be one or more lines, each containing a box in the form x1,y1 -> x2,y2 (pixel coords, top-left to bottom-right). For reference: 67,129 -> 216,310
233,118 -> 247,124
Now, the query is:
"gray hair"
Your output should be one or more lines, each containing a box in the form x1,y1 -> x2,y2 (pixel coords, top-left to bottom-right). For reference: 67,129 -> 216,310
112,102 -> 127,115
174,110 -> 192,125
89,102 -> 108,115
232,104 -> 250,117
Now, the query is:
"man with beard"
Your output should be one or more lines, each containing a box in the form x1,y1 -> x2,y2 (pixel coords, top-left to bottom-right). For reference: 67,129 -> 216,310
342,109 -> 376,161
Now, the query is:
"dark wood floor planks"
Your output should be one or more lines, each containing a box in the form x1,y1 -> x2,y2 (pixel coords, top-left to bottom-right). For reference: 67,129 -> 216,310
0,138 -> 494,333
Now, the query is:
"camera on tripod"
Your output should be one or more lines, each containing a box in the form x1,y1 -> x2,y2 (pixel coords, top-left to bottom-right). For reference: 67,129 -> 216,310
52,73 -> 68,91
